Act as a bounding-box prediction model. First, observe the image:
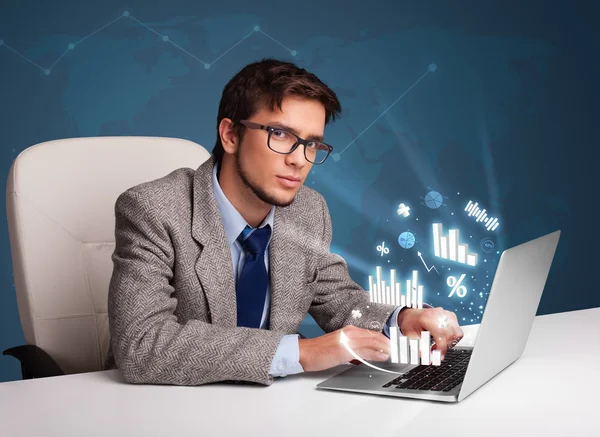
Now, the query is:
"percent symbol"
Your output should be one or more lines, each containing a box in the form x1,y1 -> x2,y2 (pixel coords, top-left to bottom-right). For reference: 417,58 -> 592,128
377,242 -> 389,256
447,273 -> 467,298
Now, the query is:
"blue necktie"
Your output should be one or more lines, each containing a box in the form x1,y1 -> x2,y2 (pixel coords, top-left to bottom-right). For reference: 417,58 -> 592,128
236,224 -> 271,328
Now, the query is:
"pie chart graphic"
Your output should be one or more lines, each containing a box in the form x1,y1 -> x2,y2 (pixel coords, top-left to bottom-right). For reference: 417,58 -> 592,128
398,231 -> 416,249
424,190 -> 443,209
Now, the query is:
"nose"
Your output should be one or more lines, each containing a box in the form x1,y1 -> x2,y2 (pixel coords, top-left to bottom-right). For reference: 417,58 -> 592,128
284,142 -> 307,168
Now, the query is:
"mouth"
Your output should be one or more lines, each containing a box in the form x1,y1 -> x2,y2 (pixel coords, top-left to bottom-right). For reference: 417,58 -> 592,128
276,175 -> 302,188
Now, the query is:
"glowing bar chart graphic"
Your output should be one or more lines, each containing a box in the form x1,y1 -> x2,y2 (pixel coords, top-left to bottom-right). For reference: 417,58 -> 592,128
368,267 -> 424,308
389,328 -> 441,366
464,200 -> 500,231
432,223 -> 478,266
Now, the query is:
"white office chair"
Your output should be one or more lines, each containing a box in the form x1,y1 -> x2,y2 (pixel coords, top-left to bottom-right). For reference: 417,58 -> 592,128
3,136 -> 211,378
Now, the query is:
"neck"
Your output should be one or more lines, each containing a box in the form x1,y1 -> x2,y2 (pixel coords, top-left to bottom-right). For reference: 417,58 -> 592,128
217,157 -> 271,228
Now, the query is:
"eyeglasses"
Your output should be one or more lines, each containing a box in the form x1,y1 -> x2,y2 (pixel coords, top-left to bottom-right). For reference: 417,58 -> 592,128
237,120 -> 333,164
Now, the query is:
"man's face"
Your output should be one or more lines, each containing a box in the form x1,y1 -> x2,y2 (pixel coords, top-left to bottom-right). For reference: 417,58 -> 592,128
234,96 -> 326,207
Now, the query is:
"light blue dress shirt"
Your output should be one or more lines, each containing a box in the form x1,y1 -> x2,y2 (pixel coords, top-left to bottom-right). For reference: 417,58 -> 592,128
211,162 -> 403,377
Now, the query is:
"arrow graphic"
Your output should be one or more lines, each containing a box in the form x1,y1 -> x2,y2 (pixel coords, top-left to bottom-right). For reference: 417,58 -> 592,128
340,331 -> 403,375
417,251 -> 440,274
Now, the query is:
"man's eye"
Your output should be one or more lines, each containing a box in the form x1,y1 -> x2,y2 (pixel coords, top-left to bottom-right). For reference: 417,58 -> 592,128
308,142 -> 326,150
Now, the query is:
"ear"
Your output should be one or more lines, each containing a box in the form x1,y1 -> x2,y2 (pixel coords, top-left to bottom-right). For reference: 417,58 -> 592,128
219,118 -> 239,155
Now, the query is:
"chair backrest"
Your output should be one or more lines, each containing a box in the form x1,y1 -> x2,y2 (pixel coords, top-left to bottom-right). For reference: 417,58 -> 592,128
6,136 -> 211,374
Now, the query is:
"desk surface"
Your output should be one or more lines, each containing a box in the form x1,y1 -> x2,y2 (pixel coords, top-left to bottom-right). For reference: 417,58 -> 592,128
1,308 -> 599,437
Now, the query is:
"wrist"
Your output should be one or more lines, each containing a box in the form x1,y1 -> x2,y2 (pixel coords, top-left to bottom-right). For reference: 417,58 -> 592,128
397,307 -> 412,330
298,338 -> 308,370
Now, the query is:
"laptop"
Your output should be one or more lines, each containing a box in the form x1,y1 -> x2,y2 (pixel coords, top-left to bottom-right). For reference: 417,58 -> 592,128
316,230 -> 561,403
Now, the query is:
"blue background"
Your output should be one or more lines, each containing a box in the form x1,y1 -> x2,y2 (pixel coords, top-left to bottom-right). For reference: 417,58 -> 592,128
0,0 -> 596,382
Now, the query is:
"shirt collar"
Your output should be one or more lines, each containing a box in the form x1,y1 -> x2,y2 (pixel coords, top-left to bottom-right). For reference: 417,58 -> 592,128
212,160 -> 275,247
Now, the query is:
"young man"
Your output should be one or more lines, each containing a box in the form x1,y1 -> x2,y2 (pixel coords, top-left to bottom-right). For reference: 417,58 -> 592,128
105,58 -> 463,386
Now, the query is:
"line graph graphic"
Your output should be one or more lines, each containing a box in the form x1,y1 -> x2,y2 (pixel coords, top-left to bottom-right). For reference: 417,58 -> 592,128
0,11 -> 296,75
417,251 -> 440,274
335,63 -> 437,160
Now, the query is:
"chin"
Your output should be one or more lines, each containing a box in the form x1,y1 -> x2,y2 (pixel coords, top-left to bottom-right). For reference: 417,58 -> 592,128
263,187 -> 297,207
272,192 -> 296,207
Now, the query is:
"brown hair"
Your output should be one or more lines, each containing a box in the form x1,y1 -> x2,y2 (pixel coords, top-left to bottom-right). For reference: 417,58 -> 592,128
212,58 -> 342,163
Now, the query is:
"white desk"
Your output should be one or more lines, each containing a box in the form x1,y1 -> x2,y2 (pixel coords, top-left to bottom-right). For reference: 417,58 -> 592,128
1,308 -> 599,437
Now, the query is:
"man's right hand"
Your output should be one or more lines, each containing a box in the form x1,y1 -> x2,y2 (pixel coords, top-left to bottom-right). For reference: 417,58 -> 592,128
298,325 -> 390,372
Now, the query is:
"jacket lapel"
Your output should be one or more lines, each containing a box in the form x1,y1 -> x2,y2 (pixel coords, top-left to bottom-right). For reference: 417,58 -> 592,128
269,207 -> 305,332
191,157 -> 238,328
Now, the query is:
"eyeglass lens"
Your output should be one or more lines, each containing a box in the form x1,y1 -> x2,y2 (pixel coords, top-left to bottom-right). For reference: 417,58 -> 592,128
269,129 -> 330,163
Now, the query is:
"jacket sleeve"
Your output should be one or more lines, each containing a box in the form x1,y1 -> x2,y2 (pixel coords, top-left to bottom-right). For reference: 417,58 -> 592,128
307,194 -> 398,333
108,188 -> 285,386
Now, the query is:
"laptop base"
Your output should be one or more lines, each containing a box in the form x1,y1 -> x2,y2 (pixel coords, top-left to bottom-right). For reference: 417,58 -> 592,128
315,349 -> 473,402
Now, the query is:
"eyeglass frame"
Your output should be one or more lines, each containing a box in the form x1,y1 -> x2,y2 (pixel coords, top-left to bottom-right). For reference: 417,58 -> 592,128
235,119 -> 334,164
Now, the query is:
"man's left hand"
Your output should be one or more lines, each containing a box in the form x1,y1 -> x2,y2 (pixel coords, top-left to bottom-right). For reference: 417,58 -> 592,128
397,307 -> 464,360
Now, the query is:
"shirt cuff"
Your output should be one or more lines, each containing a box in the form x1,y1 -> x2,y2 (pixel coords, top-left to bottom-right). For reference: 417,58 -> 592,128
382,306 -> 404,339
269,334 -> 304,377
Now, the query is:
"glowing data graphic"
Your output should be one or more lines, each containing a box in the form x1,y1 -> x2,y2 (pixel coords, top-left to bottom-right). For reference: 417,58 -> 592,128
398,231 -> 416,249
0,13 -> 297,75
423,190 -> 444,209
464,200 -> 500,231
432,223 -> 478,266
376,241 -> 389,256
389,328 -> 441,366
368,267 -> 423,308
417,251 -> 439,274
397,203 -> 411,217
446,274 -> 467,298
337,64 -> 437,159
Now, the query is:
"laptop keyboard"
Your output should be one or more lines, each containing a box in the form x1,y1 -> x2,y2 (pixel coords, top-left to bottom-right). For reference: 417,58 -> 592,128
382,348 -> 472,392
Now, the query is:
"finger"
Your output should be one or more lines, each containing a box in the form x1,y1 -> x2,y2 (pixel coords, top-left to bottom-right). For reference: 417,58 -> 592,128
447,317 -> 464,345
432,333 -> 448,359
443,323 -> 460,349
453,324 -> 463,340
367,335 -> 392,355
354,348 -> 390,362
349,336 -> 391,356
448,332 -> 460,349
348,328 -> 391,344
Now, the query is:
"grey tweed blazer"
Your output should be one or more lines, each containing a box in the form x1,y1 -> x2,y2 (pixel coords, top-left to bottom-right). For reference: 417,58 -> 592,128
105,155 -> 397,386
